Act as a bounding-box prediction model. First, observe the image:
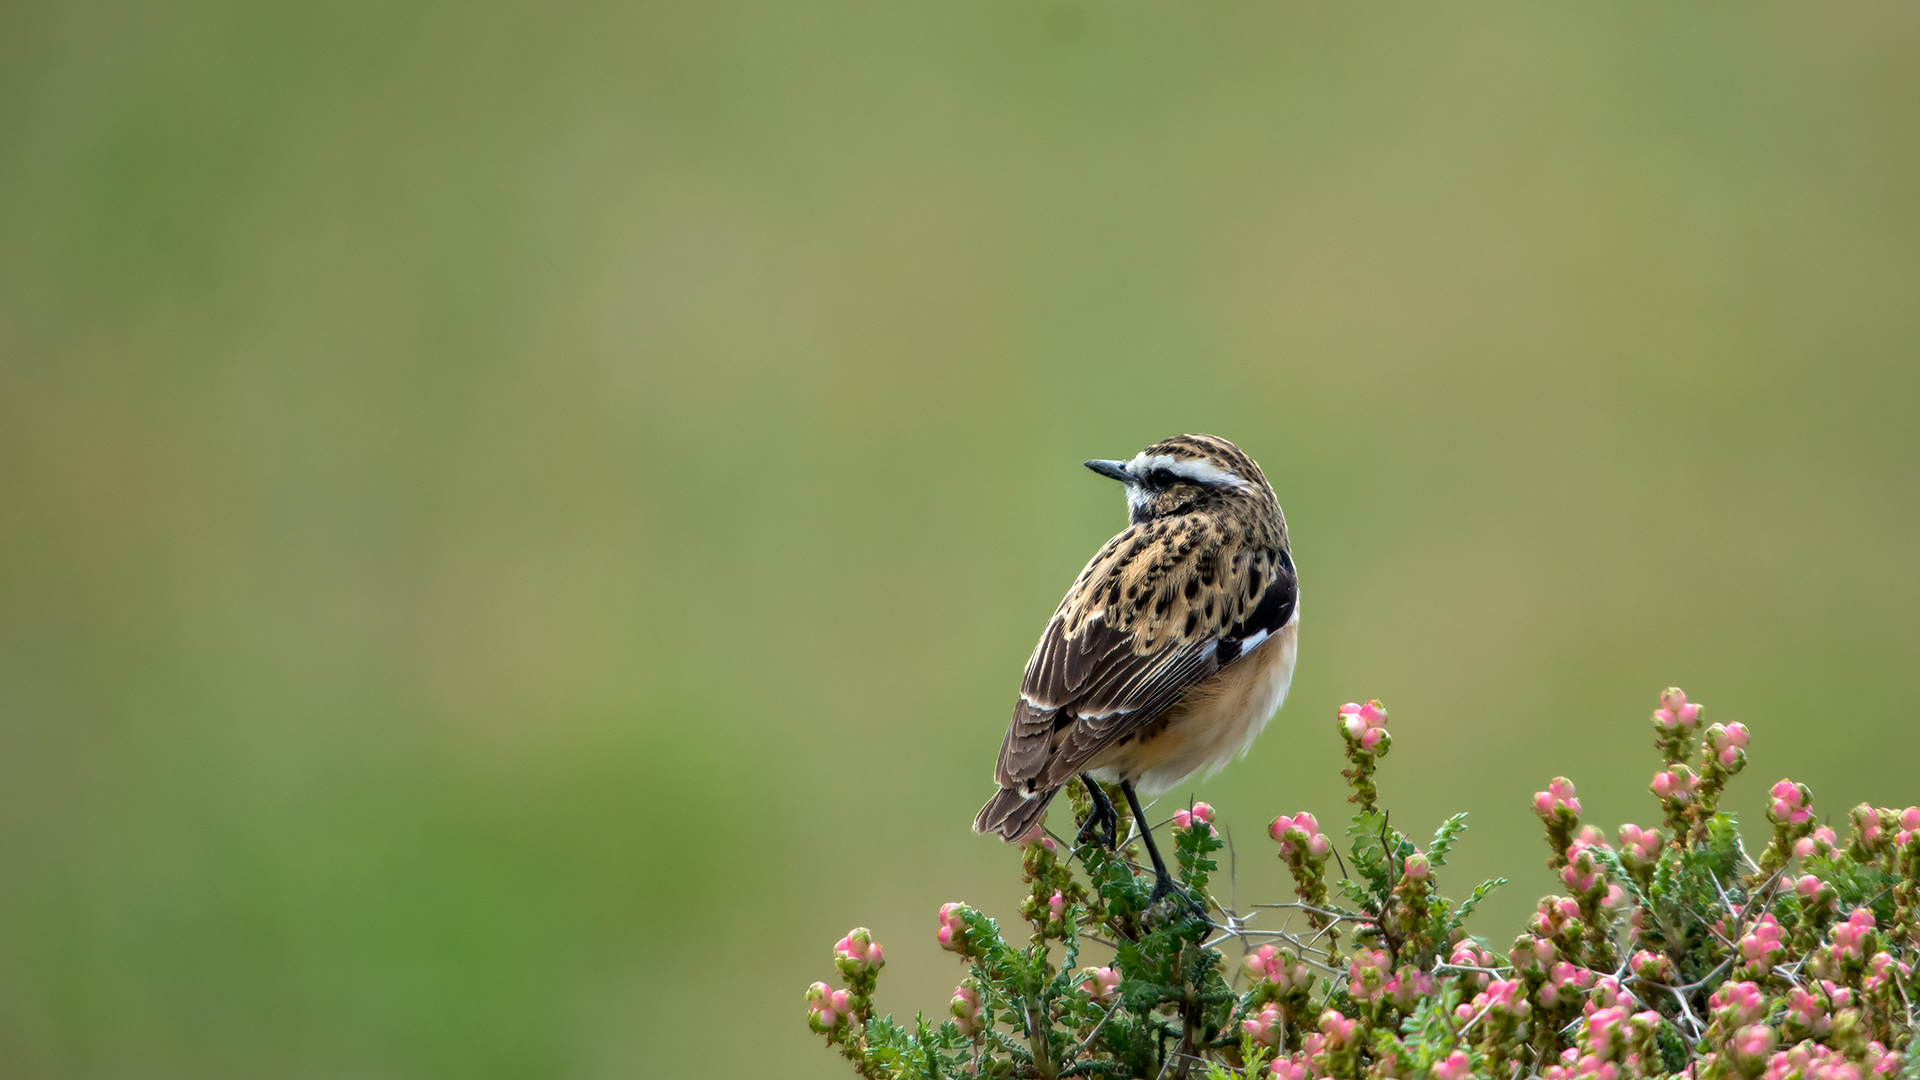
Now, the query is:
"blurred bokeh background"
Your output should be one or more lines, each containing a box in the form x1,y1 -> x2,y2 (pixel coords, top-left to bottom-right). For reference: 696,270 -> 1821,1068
2,2 -> 1918,1076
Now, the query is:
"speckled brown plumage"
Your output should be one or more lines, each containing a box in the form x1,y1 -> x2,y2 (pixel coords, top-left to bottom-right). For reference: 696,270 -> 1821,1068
975,434 -> 1299,842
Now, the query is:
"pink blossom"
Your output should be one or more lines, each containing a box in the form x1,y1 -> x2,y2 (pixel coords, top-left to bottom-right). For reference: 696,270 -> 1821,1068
1653,767 -> 1698,804
1338,700 -> 1391,754
1796,874 -> 1832,903
1318,1009 -> 1357,1046
1630,949 -> 1674,984
1534,777 -> 1581,819
1242,1003 -> 1283,1048
1832,908 -> 1876,959
1538,961 -> 1595,1009
1173,804 -> 1216,833
1617,823 -> 1664,866
1852,803 -> 1885,847
1047,891 -> 1065,923
1794,826 -> 1840,861
1480,978 -> 1532,1017
1865,951 -> 1911,992
1433,1051 -> 1471,1080
1707,722 -> 1750,768
1587,976 -> 1637,1012
1449,941 -> 1496,988
807,981 -> 854,1028
950,983 -> 985,1036
1387,966 -> 1434,1012
1269,812 -> 1332,859
1244,944 -> 1310,991
1786,986 -> 1831,1035
1708,980 -> 1765,1027
1347,949 -> 1392,1003
1402,852 -> 1431,881
1561,852 -> 1600,894
1080,965 -> 1121,1004
1732,1024 -> 1777,1063
1586,1004 -> 1628,1057
937,903 -> 968,949
1769,780 -> 1813,825
1658,688 -> 1701,727
1510,934 -> 1557,974
834,927 -> 885,973
1269,1055 -> 1311,1080
1015,822 -> 1058,851
1740,913 -> 1787,972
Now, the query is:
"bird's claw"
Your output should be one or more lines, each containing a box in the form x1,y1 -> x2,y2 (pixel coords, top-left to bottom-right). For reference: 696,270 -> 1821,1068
1149,873 -> 1209,922
1075,799 -> 1121,851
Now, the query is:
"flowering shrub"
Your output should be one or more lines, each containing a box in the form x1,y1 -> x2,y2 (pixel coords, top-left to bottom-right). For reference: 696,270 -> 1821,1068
805,689 -> 1920,1080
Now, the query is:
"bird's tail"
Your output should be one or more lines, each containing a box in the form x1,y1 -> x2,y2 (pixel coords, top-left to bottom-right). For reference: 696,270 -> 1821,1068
973,785 -> 1058,841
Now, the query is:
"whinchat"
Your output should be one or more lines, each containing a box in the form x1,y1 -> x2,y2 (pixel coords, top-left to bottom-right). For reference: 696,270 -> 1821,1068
974,434 -> 1299,906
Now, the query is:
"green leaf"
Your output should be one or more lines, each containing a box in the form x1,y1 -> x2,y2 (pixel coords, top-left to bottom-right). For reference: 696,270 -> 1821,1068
1458,877 -> 1507,923
1427,813 -> 1470,868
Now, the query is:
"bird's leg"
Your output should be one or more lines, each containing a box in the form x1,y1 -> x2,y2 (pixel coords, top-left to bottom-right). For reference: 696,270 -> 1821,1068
1119,781 -> 1208,921
1075,774 -> 1120,849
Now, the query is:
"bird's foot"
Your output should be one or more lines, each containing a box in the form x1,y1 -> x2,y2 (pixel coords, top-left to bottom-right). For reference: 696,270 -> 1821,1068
1148,872 -> 1209,923
1076,799 -> 1121,851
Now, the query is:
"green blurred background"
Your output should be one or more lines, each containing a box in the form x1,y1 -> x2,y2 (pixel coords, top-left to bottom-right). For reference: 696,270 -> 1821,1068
2,2 -> 1918,1076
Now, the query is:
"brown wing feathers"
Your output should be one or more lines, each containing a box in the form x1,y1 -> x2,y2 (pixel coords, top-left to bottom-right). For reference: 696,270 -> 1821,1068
975,514 -> 1291,839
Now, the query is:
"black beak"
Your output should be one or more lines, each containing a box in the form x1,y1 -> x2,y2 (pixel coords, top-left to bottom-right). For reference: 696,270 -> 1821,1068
1084,459 -> 1132,483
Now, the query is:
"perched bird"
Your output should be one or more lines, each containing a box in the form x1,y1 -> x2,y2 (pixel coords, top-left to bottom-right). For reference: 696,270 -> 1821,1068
974,434 -> 1299,907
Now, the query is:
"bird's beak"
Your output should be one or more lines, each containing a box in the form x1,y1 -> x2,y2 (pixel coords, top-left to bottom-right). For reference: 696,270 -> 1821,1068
1084,459 -> 1132,483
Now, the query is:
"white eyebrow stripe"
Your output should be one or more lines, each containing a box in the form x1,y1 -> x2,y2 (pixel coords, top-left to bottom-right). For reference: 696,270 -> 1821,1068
1124,452 -> 1248,489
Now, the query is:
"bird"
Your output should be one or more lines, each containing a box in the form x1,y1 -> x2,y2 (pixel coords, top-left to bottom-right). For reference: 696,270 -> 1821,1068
974,433 -> 1299,909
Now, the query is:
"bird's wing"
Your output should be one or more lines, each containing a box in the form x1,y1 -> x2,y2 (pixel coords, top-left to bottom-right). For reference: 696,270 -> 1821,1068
992,521 -> 1298,792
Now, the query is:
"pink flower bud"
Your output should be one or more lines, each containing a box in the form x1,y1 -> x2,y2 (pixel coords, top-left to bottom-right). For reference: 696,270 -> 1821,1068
807,981 -> 853,1029
1269,1057 -> 1310,1080
1268,814 -> 1293,843
950,983 -> 985,1036
1631,949 -> 1674,983
1081,966 -> 1120,1003
1432,1051 -> 1471,1080
1319,1009 -> 1357,1046
1172,809 -> 1191,830
834,927 -> 884,973
1535,777 -> 1581,819
1338,701 -> 1390,752
1244,944 -> 1275,979
1242,1003 -> 1283,1048
1048,891 -> 1065,922
1733,1024 -> 1777,1062
1903,807 -> 1920,832
1402,852 -> 1430,881
937,903 -> 971,952
1710,981 -> 1766,1026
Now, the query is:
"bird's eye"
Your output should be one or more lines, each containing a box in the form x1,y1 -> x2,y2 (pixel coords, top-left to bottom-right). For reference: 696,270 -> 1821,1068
1148,468 -> 1178,487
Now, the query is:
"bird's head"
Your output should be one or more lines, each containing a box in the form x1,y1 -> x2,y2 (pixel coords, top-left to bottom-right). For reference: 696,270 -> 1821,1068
1084,434 -> 1274,525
